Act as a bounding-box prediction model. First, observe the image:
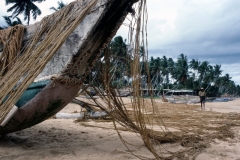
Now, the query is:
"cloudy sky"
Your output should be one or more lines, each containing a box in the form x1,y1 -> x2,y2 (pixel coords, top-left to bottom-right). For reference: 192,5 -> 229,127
1,0 -> 240,84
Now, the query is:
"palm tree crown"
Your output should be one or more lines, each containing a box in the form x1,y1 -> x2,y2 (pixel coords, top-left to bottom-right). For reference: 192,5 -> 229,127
0,16 -> 23,29
50,1 -> 68,12
5,0 -> 44,25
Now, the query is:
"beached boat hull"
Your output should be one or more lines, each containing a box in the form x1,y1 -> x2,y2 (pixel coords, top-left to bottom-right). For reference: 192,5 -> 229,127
0,0 -> 138,135
15,80 -> 50,108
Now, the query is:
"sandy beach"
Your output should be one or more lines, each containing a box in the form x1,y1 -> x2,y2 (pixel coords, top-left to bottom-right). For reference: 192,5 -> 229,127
1,97 -> 240,160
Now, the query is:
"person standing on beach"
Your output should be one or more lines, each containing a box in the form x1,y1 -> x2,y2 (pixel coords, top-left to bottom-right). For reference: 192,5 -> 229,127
199,87 -> 206,110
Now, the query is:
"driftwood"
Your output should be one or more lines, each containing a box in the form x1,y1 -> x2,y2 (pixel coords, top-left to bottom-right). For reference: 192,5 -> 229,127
72,98 -> 94,112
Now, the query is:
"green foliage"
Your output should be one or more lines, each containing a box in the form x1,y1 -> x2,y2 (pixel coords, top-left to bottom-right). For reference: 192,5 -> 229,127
171,53 -> 189,84
0,16 -> 23,29
50,1 -> 68,12
146,54 -> 239,97
83,35 -> 240,97
5,0 -> 44,25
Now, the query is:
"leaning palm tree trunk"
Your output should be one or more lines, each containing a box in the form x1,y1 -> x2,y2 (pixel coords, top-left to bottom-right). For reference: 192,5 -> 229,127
0,0 -> 138,134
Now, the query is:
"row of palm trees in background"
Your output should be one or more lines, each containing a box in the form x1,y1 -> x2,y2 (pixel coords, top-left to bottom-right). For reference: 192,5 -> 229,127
1,0 -> 240,97
91,36 -> 240,97
146,54 -> 239,97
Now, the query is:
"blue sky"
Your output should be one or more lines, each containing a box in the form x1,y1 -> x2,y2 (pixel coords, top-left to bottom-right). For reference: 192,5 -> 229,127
1,0 -> 240,84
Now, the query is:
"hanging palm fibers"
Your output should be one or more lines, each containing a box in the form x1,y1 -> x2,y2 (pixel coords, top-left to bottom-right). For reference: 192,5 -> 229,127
0,25 -> 25,77
0,0 -> 142,134
82,1 -> 172,159
1,0 -> 177,159
0,0 -> 172,159
0,0 -> 99,123
1,0 -> 232,159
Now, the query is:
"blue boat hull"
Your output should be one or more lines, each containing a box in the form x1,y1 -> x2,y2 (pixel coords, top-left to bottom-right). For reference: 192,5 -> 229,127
15,80 -> 50,107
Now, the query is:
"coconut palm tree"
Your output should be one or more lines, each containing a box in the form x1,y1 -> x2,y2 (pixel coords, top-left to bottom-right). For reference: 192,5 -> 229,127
110,36 -> 127,61
2,16 -> 23,28
204,65 -> 214,90
167,58 -> 174,73
139,46 -> 145,57
197,61 -> 210,87
149,57 -> 162,88
0,16 -> 23,29
161,56 -> 170,86
215,73 -> 232,94
213,64 -> 222,79
189,59 -> 200,80
50,0 -> 68,12
5,0 -> 44,25
101,36 -> 129,86
172,53 -> 189,85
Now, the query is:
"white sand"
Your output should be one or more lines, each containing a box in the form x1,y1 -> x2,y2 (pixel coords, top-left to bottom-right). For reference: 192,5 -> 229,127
1,98 -> 240,160
205,100 -> 240,113
196,99 -> 240,160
